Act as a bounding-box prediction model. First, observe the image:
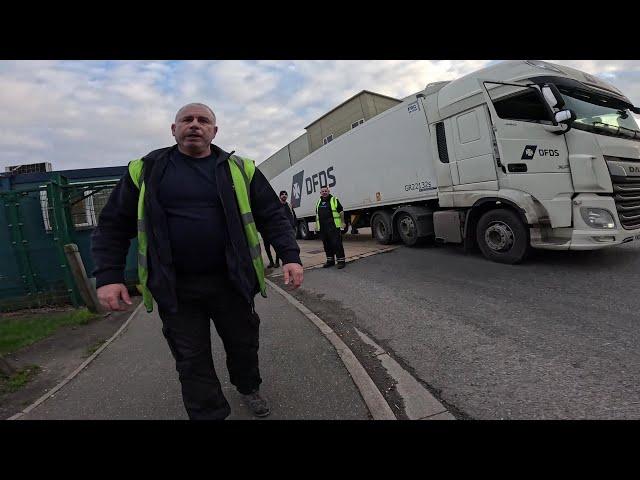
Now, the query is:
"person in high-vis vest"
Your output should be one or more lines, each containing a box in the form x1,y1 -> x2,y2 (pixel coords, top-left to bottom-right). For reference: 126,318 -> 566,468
316,186 -> 346,269
91,103 -> 303,420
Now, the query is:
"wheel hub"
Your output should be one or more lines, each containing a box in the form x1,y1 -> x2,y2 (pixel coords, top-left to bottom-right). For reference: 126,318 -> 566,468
399,216 -> 415,238
484,222 -> 514,252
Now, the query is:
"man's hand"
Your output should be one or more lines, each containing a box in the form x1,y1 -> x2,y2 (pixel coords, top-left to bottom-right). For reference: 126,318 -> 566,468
97,283 -> 133,312
282,263 -> 304,290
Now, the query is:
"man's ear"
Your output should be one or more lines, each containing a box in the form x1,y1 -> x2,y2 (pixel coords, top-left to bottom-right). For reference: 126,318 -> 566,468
171,123 -> 176,137
212,125 -> 219,139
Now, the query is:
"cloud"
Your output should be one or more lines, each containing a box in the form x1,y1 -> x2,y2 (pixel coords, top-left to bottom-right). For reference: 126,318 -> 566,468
0,60 -> 639,173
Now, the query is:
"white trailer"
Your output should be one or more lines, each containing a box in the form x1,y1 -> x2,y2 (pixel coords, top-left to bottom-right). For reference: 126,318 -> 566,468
268,60 -> 640,263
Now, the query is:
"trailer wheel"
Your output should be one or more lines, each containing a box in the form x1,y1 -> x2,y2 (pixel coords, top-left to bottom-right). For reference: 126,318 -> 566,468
396,212 -> 423,247
476,209 -> 530,264
371,211 -> 395,245
298,221 -> 314,240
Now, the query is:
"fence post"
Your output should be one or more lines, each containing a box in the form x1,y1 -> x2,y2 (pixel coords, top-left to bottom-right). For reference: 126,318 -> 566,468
64,243 -> 101,313
47,176 -> 81,307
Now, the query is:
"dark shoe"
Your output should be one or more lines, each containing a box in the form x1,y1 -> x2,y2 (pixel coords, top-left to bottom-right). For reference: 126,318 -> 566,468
274,261 -> 280,267
322,261 -> 335,268
337,262 -> 346,269
267,262 -> 275,268
242,390 -> 271,417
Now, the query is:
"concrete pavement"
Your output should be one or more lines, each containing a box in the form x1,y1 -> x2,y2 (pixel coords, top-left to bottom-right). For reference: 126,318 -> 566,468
16,283 -> 371,420
264,228 -> 397,274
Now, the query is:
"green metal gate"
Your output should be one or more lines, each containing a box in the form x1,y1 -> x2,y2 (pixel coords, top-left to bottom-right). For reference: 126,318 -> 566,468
0,174 -> 137,312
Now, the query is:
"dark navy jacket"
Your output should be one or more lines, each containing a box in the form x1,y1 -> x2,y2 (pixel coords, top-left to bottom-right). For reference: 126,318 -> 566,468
91,144 -> 301,313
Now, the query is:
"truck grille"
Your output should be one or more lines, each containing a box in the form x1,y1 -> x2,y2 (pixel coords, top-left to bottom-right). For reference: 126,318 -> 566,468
611,175 -> 640,229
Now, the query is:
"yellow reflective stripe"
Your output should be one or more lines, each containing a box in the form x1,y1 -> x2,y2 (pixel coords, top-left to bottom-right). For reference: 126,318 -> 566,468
128,158 -> 144,189
228,155 -> 266,297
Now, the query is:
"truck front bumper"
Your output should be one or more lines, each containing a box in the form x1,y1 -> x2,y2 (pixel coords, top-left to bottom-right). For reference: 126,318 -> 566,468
530,194 -> 640,250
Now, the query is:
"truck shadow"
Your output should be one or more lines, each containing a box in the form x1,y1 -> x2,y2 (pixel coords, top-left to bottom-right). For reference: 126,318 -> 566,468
411,241 -> 638,270
525,247 -> 636,269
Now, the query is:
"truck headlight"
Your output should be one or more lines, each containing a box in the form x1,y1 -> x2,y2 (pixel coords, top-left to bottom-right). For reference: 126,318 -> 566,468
580,207 -> 616,229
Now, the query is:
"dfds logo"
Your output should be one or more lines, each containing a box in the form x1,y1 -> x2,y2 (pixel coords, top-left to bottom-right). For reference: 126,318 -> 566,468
290,167 -> 337,208
290,171 -> 305,208
521,145 -> 560,160
521,145 -> 537,160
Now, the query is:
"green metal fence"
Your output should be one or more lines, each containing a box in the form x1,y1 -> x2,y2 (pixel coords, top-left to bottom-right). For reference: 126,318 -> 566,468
0,174 -> 138,312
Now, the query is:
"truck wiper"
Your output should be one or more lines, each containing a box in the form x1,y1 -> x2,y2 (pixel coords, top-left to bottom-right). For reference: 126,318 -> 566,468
593,121 -> 640,140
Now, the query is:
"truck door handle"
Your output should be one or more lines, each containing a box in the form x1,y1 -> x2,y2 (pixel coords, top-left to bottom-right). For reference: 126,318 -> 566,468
507,163 -> 528,173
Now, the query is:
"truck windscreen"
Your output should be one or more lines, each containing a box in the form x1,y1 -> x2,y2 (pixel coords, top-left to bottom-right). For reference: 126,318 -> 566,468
557,86 -> 640,140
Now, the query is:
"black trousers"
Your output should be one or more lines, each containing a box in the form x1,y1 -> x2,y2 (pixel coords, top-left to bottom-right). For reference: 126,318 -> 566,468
158,273 -> 261,420
320,225 -> 345,262
263,240 -> 279,265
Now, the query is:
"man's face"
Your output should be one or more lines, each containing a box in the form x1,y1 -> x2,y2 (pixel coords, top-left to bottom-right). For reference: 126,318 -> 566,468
320,187 -> 330,198
171,105 -> 218,155
279,193 -> 288,204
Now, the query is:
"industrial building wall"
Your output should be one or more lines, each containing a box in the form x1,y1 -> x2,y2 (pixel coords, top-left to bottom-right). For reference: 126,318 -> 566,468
258,132 -> 310,181
288,133 -> 310,165
307,93 -> 401,153
307,96 -> 365,153
257,145 -> 291,181
370,93 -> 401,117
259,92 -> 401,180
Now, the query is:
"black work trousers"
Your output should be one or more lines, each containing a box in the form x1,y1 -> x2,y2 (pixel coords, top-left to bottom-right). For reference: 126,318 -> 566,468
319,225 -> 345,262
158,273 -> 261,420
263,240 -> 279,265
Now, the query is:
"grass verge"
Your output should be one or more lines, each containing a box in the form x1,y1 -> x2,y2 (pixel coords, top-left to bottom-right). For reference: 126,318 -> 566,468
0,365 -> 41,394
0,308 -> 98,356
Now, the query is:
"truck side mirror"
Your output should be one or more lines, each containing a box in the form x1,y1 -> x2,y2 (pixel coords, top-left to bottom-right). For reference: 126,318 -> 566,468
554,109 -> 576,124
541,84 -> 565,110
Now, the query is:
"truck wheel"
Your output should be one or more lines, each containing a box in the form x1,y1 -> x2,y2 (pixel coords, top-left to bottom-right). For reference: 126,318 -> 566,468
396,212 -> 422,247
298,221 -> 314,240
476,209 -> 530,264
371,212 -> 395,245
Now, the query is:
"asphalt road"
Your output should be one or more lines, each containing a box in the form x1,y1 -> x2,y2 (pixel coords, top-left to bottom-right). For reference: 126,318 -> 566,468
292,241 -> 640,419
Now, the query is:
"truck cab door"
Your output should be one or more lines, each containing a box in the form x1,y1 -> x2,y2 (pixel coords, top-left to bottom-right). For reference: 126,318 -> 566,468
478,79 -> 570,175
478,79 -> 574,227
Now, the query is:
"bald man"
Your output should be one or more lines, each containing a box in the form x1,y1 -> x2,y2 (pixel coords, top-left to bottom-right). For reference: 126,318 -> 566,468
91,103 -> 303,420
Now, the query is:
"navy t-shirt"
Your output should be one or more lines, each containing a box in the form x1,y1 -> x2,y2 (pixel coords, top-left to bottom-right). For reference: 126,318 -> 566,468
157,149 -> 227,274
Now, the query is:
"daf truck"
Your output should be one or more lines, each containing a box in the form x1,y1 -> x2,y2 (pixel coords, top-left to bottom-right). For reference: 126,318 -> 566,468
268,60 -> 640,264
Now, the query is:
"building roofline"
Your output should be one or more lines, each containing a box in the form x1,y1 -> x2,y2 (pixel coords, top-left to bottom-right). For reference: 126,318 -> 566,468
304,90 -> 401,129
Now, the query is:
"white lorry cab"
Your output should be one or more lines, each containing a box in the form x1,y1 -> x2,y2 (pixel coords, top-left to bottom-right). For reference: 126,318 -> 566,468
267,60 -> 640,264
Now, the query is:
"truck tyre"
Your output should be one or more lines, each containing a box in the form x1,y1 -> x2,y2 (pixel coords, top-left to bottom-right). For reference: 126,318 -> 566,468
371,211 -> 396,245
298,221 -> 315,240
476,209 -> 530,264
396,212 -> 423,247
